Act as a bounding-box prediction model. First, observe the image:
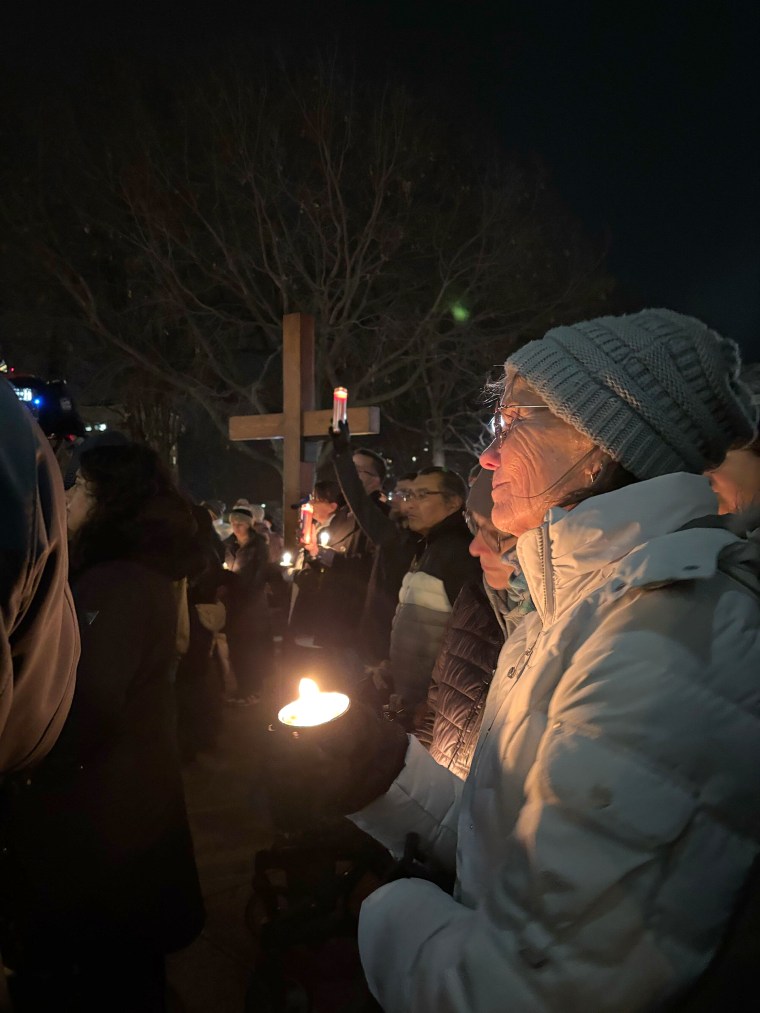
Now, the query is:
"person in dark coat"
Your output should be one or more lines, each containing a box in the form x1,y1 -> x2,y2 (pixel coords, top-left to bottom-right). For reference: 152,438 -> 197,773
387,467 -> 481,727
289,481 -> 376,656
223,505 -> 274,704
175,504 -> 226,761
415,469 -> 527,777
2,442 -> 205,1012
329,423 -> 420,664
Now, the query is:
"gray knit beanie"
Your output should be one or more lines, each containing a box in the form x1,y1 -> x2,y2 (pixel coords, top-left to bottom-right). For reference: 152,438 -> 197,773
506,309 -> 758,479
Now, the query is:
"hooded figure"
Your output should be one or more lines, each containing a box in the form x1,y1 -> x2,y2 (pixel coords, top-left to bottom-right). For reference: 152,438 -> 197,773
0,377 -> 78,774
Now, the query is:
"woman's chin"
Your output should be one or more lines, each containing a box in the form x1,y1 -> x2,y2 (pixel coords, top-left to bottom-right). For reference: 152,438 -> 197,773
491,502 -> 518,537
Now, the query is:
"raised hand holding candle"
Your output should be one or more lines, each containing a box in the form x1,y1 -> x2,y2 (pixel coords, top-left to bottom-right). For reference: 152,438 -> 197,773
332,387 -> 348,430
278,677 -> 350,728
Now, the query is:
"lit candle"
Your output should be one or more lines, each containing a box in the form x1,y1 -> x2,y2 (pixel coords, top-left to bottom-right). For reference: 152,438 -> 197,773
332,386 -> 348,430
318,529 -> 330,547
281,550 -> 293,567
278,677 -> 350,728
300,501 -> 314,546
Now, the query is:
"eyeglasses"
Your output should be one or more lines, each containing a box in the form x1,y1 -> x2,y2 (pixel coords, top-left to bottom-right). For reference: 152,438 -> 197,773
492,403 -> 550,448
398,489 -> 446,503
465,511 -> 509,553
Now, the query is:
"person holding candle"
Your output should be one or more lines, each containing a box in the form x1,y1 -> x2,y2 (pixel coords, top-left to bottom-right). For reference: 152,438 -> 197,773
290,480 -> 376,654
316,310 -> 760,1012
329,420 -> 420,665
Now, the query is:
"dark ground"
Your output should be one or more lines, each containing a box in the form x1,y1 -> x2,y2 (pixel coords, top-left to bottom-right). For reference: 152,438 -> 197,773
167,702 -> 272,1012
169,666 -> 380,1013
0,667 -> 375,1012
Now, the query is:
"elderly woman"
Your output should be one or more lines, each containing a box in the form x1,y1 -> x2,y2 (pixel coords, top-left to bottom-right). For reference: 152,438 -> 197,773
315,309 -> 760,1012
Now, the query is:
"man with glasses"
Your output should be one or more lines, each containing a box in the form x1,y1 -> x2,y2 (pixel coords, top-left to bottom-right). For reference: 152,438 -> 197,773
388,467 -> 480,729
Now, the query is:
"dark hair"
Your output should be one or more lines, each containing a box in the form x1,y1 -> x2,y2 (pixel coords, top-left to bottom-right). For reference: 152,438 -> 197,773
70,443 -> 201,580
397,471 -> 418,483
353,447 -> 387,482
558,459 -> 639,509
312,480 -> 344,505
417,466 -> 468,502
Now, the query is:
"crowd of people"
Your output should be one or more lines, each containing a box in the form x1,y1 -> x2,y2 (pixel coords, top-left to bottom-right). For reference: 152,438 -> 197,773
1,308 -> 760,1012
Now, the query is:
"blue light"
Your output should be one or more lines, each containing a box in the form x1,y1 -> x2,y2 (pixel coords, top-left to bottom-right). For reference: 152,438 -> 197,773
33,397 -> 43,406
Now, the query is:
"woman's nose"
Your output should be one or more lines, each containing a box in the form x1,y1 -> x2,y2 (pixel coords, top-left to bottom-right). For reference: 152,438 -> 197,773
479,440 -> 499,470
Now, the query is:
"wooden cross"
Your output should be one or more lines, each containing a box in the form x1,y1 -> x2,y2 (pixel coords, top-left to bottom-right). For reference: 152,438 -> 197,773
229,313 -> 381,551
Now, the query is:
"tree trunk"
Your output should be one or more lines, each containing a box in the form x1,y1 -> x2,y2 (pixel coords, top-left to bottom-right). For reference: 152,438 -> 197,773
431,426 -> 446,467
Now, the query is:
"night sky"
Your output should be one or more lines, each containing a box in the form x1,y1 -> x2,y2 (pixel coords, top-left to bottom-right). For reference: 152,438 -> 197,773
4,0 -> 759,360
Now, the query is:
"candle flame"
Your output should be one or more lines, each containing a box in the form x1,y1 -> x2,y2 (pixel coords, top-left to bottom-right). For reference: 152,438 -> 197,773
318,530 -> 330,546
277,676 -> 349,727
299,677 -> 319,699
281,551 -> 293,566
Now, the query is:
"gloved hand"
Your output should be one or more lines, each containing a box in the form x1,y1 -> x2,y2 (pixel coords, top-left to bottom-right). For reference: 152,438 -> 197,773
328,419 -> 351,456
265,700 -> 409,829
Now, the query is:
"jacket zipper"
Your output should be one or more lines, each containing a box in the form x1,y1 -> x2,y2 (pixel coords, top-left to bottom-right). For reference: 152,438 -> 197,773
537,522 -> 554,624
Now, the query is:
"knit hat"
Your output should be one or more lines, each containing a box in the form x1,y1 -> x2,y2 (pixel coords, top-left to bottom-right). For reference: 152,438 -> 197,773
466,468 -> 494,517
506,309 -> 757,480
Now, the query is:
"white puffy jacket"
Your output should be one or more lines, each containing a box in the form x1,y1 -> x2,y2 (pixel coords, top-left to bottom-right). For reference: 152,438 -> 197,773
350,474 -> 760,1012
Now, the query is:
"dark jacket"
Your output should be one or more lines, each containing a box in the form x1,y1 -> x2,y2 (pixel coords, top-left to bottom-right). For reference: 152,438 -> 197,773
223,531 -> 276,693
0,379 -> 78,773
4,554 -> 204,956
290,505 -> 375,652
333,451 -> 419,662
416,581 -> 507,778
389,510 -> 480,716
